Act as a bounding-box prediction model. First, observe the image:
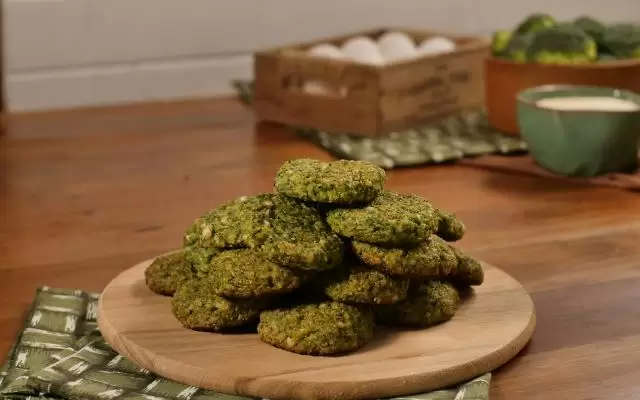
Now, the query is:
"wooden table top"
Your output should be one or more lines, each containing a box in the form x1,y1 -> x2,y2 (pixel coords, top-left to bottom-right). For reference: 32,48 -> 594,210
1,98 -> 639,400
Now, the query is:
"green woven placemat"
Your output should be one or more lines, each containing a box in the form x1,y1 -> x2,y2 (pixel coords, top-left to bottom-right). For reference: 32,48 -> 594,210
1,287 -> 491,400
233,80 -> 527,169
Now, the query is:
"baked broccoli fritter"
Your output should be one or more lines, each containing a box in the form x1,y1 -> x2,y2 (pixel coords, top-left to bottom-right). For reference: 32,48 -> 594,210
144,250 -> 195,296
326,191 -> 439,246
375,281 -> 459,327
274,159 -> 386,204
258,301 -> 374,355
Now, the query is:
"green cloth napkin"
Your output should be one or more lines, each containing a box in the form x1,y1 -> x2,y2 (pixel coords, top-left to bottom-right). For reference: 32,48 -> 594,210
0,287 -> 491,400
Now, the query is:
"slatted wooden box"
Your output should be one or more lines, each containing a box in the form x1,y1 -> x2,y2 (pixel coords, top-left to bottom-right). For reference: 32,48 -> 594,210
253,28 -> 490,137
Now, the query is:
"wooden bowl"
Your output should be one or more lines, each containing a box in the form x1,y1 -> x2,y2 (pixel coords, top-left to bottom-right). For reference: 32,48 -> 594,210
485,57 -> 640,135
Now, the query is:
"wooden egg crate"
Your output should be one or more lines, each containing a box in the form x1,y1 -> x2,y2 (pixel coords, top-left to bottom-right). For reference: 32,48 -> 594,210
253,28 -> 491,137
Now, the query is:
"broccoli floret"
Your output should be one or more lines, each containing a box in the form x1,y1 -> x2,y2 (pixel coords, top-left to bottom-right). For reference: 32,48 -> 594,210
597,53 -> 619,63
514,13 -> 557,35
601,24 -> 640,59
502,34 -> 533,62
607,23 -> 640,35
573,16 -> 607,42
491,30 -> 513,56
525,25 -> 598,64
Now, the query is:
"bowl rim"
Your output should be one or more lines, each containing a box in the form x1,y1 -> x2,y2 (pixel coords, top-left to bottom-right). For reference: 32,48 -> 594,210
516,84 -> 640,113
486,55 -> 640,69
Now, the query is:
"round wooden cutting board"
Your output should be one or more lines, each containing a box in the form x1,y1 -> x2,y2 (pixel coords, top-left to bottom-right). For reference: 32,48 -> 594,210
98,258 -> 536,400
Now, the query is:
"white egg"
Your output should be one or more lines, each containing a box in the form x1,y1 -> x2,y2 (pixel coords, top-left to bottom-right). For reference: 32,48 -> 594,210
307,43 -> 345,60
417,36 -> 457,56
377,31 -> 418,63
341,36 -> 385,66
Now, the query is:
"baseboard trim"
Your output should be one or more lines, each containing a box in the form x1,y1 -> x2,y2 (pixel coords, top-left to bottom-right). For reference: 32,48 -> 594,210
6,55 -> 253,112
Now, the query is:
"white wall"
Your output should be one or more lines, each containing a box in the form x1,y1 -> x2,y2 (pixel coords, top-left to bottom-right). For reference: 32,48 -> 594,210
5,0 -> 639,112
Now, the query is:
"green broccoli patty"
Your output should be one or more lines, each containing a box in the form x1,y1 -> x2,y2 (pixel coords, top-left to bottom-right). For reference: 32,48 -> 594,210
183,193 -> 275,249
374,281 -> 459,327
326,191 -> 439,247
184,193 -> 344,271
318,264 -> 410,305
183,245 -> 221,277
258,301 -> 375,355
449,246 -> 485,286
351,237 -> 484,286
259,226 -> 344,271
435,209 -> 466,242
274,158 -> 386,204
171,280 -> 266,331
144,250 -> 195,296
352,235 -> 457,279
208,249 -> 307,299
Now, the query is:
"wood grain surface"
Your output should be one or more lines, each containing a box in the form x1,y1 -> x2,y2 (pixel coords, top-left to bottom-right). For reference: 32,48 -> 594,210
98,258 -> 535,400
2,98 -> 640,399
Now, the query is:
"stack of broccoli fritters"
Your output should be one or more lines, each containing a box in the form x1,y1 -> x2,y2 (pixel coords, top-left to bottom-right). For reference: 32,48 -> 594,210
144,158 -> 484,356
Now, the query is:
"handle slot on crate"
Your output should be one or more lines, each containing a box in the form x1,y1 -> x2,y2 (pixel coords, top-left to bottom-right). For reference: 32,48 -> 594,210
281,74 -> 348,98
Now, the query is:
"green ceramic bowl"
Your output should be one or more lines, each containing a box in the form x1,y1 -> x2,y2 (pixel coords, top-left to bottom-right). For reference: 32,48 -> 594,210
517,85 -> 640,177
